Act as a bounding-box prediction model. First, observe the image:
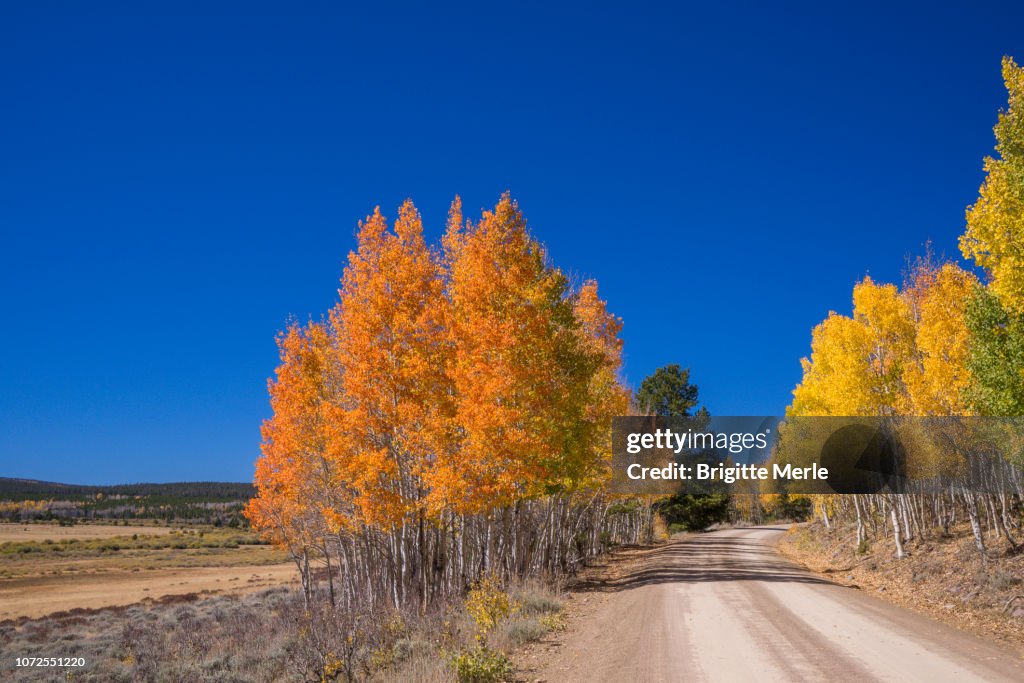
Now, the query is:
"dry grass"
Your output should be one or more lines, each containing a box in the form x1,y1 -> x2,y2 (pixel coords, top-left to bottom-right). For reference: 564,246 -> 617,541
0,528 -> 567,682
0,523 -> 292,620
0,562 -> 298,620
0,522 -> 179,543
1,587 -> 299,682
0,577 -> 564,681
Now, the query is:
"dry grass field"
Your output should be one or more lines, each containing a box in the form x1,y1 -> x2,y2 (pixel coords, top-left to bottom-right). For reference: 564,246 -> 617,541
0,522 -> 296,621
0,563 -> 298,619
0,522 -> 180,543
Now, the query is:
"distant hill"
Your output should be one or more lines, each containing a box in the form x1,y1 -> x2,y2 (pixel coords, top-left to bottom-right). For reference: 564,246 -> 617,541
0,477 -> 254,501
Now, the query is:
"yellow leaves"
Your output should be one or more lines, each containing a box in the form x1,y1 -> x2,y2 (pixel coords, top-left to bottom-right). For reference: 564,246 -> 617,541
464,575 -> 520,636
791,264 -> 979,420
904,264 -> 979,416
791,56 -> 1024,420
960,57 -> 1024,314
790,311 -> 877,416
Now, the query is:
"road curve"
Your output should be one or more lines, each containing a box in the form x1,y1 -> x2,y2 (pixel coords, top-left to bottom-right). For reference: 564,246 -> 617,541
535,526 -> 1023,682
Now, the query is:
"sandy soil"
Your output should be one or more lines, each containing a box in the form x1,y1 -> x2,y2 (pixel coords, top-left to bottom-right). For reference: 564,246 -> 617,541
524,527 -> 1024,682
0,523 -> 183,542
0,562 -> 298,620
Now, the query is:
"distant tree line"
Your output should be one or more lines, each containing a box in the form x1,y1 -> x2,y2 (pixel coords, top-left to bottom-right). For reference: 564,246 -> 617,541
0,479 -> 254,526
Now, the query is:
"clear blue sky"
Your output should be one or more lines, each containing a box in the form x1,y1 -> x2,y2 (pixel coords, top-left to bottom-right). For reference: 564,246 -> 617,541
2,2 -> 1022,484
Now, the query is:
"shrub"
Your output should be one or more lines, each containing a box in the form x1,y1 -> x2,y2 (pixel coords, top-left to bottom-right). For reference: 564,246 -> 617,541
539,612 -> 566,632
978,569 -> 1022,591
655,493 -> 730,532
465,576 -> 519,638
518,592 -> 561,616
495,617 -> 546,647
391,637 -> 432,664
449,645 -> 513,683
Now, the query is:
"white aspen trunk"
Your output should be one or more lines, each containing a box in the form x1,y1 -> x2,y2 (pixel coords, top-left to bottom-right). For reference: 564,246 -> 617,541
963,489 -> 987,555
900,496 -> 912,541
853,495 -> 865,549
890,504 -> 905,559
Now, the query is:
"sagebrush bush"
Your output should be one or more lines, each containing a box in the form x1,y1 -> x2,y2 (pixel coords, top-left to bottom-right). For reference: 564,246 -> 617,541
978,569 -> 1022,591
0,577 -> 568,682
517,592 -> 561,616
493,617 -> 547,648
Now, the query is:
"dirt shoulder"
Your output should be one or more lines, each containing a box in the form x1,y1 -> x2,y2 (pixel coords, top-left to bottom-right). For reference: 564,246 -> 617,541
511,540 -> 675,679
778,522 -> 1024,648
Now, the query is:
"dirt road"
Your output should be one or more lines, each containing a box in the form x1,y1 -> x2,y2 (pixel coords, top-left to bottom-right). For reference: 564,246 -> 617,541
534,526 -> 1023,682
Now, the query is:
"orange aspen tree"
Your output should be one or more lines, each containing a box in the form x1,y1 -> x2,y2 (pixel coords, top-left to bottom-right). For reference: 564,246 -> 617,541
436,193 -> 596,511
248,194 -> 653,610
325,201 -> 453,607
245,322 -> 343,603
572,280 -> 631,487
325,202 -> 451,526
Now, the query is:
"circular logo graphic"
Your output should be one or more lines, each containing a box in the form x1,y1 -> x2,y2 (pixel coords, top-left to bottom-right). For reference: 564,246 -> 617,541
819,423 -> 902,494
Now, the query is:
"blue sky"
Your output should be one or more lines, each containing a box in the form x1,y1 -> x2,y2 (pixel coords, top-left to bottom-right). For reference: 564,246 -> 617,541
2,2 -> 1022,484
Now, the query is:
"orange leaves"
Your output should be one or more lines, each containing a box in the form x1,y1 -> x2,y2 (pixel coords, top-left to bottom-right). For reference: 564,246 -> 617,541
247,194 -> 629,541
329,199 -> 452,527
438,194 -> 602,510
246,322 -> 341,548
572,281 -> 630,486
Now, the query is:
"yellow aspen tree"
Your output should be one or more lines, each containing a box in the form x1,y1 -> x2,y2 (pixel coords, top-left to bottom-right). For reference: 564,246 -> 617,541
852,277 -> 915,414
903,263 -> 979,416
960,57 -> 1024,313
790,312 -> 876,416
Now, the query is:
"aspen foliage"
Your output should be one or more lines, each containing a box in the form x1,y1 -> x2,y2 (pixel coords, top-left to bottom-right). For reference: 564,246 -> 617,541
960,58 -> 1024,314
246,194 -> 640,609
786,57 -> 1024,558
326,201 -> 452,527
437,194 -> 599,510
903,264 -> 979,416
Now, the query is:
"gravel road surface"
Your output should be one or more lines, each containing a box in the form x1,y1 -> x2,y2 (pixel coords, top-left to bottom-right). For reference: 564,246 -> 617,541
535,526 -> 1022,682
